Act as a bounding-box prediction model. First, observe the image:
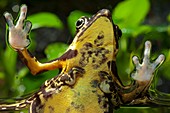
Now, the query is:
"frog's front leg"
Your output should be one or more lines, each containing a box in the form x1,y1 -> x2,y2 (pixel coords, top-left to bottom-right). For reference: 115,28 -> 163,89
4,5 -> 65,75
119,41 -> 165,104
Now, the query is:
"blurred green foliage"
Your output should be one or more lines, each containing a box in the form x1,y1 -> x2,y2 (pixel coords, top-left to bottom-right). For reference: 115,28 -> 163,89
0,0 -> 169,112
28,12 -> 64,29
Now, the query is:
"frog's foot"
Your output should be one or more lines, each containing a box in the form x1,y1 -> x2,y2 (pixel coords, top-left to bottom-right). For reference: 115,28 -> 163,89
4,4 -> 31,50
131,41 -> 165,82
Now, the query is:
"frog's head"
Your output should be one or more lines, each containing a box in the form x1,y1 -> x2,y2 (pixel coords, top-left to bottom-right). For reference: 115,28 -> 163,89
70,9 -> 122,53
58,9 -> 122,70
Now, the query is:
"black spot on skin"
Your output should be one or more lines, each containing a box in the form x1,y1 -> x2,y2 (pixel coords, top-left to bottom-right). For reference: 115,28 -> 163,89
90,80 -> 99,88
83,42 -> 93,49
104,94 -> 115,112
87,51 -> 93,55
71,102 -> 85,111
93,64 -> 100,69
108,82 -> 115,92
100,55 -> 107,64
60,74 -> 70,82
42,90 -> 53,100
48,106 -> 54,113
99,71 -> 109,79
50,83 -> 56,88
66,107 -> 71,113
79,42 -> 110,69
97,94 -> 102,104
94,31 -> 104,46
31,95 -> 44,113
92,90 -> 97,93
58,49 -> 78,61
92,58 -> 96,63
97,34 -> 104,39
103,102 -> 108,108
48,49 -> 78,63
114,49 -> 117,53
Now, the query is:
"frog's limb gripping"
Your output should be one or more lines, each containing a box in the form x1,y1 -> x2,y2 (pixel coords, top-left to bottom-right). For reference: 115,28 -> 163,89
4,5 -> 65,75
120,41 -> 165,104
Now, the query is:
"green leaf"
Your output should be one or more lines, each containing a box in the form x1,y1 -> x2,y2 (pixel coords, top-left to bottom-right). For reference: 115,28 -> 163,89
159,50 -> 170,80
0,72 -> 5,79
27,12 -> 63,29
45,42 -> 68,60
112,0 -> 150,28
3,47 -> 17,76
67,10 -> 91,35
122,25 -> 152,37
167,13 -> 170,22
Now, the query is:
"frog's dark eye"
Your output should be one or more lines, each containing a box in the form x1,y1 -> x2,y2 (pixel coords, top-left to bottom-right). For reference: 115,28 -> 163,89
76,17 -> 88,29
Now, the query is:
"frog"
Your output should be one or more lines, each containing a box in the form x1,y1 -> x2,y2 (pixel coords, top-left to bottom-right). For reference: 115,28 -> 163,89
0,4 -> 165,113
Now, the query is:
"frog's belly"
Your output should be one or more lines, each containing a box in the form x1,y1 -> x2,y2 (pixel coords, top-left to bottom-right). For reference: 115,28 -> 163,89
43,77 -> 104,113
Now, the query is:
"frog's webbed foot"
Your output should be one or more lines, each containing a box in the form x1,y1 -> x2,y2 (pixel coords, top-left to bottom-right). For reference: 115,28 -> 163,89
4,5 -> 31,50
131,41 -> 165,83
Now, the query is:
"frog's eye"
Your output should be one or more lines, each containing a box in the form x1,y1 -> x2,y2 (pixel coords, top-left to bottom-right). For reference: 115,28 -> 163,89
76,17 -> 88,29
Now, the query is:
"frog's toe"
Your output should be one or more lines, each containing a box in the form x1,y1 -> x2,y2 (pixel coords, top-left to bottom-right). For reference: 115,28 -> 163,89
132,56 -> 141,70
16,5 -> 27,29
4,12 -> 14,28
143,41 -> 151,62
24,21 -> 32,33
152,54 -> 165,69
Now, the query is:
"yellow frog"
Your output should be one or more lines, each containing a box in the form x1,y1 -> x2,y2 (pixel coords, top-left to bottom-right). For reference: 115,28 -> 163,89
0,5 -> 165,113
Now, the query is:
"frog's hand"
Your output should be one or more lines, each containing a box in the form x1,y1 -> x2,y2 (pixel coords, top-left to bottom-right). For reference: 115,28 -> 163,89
4,5 -> 65,75
131,41 -> 164,83
120,41 -> 165,104
4,5 -> 30,50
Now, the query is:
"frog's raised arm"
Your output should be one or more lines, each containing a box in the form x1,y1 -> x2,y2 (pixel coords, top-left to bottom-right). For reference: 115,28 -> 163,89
119,41 -> 165,104
4,5 -> 65,75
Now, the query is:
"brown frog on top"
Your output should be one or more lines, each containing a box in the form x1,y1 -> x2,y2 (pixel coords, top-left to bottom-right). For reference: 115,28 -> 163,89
0,4 -> 165,113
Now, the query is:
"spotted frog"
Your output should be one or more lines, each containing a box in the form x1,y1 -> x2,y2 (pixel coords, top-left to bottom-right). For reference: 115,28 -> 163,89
0,5 -> 165,113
